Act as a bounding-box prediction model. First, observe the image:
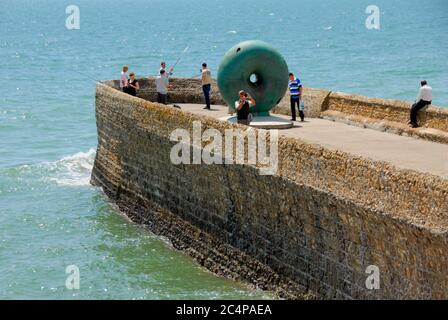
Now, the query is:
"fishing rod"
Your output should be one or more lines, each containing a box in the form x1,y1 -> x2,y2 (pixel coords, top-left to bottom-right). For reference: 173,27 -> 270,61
71,67 -> 182,110
148,46 -> 189,78
70,68 -> 107,86
170,46 -> 189,73
187,73 -> 202,79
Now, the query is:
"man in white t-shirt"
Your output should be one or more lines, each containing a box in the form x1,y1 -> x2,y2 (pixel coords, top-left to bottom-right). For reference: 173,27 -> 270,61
156,69 -> 170,105
160,62 -> 174,77
410,80 -> 432,128
120,65 -> 129,92
201,63 -> 212,110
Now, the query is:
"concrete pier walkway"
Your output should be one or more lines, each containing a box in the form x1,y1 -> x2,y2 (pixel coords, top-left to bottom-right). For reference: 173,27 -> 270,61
177,104 -> 448,179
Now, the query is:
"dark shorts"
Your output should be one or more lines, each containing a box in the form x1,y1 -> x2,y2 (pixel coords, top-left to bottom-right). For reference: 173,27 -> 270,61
157,93 -> 168,105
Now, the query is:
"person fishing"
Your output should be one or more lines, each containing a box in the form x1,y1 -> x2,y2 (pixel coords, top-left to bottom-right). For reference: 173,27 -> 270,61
120,65 -> 129,93
160,62 -> 174,76
156,69 -> 170,104
235,90 -> 256,125
158,47 -> 189,77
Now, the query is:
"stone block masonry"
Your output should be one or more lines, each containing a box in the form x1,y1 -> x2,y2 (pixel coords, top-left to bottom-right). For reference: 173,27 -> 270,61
110,77 -> 448,144
92,81 -> 448,299
103,78 -> 226,106
326,91 -> 448,132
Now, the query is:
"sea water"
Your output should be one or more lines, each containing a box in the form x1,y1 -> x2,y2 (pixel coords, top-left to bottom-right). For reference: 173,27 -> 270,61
0,0 -> 447,299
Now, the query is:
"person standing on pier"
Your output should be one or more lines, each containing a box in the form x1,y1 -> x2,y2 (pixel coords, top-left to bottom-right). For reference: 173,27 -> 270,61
156,69 -> 170,104
409,80 -> 432,128
288,72 -> 304,122
120,65 -> 129,93
160,62 -> 174,76
127,72 -> 140,97
201,63 -> 212,110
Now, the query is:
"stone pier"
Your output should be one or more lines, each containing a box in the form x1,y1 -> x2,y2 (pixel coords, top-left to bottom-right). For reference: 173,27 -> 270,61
92,78 -> 448,299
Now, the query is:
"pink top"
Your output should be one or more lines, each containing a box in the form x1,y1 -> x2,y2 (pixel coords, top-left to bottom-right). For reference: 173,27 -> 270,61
120,71 -> 128,88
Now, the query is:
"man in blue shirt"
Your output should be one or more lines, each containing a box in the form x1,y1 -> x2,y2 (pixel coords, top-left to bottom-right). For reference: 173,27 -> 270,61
288,72 -> 304,122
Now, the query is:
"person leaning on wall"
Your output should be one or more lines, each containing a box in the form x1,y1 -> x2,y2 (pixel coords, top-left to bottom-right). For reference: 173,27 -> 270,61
409,80 -> 432,128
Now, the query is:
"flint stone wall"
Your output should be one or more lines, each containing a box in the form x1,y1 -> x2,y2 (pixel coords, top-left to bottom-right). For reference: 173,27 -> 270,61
92,82 -> 448,299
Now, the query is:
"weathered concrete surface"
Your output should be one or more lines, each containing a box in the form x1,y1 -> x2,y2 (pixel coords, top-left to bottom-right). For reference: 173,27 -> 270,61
105,78 -> 448,146
92,83 -> 448,299
327,91 -> 448,131
321,110 -> 448,145
103,78 -> 226,106
176,104 -> 448,179
323,92 -> 448,144
272,87 -> 331,118
105,78 -> 329,118
111,77 -> 448,144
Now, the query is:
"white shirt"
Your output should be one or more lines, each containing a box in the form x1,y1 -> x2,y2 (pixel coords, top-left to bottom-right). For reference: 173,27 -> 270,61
156,75 -> 169,94
234,100 -> 253,109
120,71 -> 128,88
202,69 -> 212,85
417,85 -> 433,102
160,67 -> 172,76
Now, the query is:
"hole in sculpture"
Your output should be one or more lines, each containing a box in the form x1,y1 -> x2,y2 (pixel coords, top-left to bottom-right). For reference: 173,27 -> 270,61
249,73 -> 262,87
249,74 -> 258,84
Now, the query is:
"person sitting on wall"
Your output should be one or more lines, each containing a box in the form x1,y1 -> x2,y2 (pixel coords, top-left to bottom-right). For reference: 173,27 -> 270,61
288,72 -> 304,122
120,65 -> 129,93
156,69 -> 170,105
409,80 -> 432,128
235,90 -> 256,125
126,72 -> 140,97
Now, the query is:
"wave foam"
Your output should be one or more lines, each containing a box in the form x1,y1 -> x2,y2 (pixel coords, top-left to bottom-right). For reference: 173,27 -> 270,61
47,148 -> 96,187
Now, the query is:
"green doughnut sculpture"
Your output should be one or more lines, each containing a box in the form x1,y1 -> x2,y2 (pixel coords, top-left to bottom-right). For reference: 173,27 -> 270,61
217,40 -> 289,116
